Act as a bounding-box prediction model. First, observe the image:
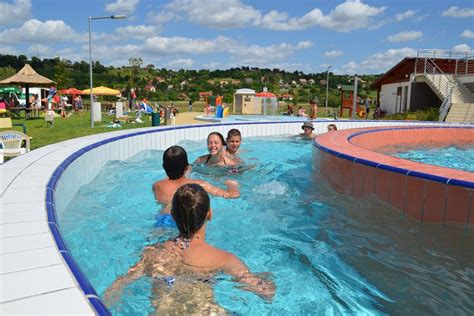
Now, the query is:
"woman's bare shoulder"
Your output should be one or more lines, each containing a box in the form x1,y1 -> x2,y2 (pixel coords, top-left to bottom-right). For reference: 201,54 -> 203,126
194,155 -> 208,164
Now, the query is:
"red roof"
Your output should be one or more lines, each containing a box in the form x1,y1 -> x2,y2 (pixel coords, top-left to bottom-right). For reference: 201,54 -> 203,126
255,91 -> 276,98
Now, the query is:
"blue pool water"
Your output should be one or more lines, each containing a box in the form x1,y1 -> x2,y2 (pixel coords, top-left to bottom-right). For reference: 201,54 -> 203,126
393,145 -> 474,172
59,137 -> 474,315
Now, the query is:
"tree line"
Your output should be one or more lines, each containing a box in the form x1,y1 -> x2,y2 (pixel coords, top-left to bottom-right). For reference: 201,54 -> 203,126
0,54 -> 381,107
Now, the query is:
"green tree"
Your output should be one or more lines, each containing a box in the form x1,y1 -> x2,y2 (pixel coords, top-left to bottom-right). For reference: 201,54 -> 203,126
53,58 -> 70,89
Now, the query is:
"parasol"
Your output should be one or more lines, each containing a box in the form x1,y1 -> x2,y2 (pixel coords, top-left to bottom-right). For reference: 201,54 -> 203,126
0,64 -> 55,108
58,88 -> 84,95
82,86 -> 121,96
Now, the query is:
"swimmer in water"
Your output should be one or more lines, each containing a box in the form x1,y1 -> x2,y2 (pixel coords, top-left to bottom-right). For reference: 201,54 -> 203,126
224,128 -> 242,157
194,132 -> 238,167
153,146 -> 239,215
104,184 -> 275,314
299,122 -> 316,139
327,123 -> 337,132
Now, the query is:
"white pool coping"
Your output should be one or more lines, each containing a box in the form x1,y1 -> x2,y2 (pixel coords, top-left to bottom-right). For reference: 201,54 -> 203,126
1,119 -> 469,315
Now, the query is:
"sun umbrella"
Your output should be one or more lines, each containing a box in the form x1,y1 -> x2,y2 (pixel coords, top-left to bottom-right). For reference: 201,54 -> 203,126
0,64 -> 55,108
0,86 -> 22,94
82,86 -> 121,96
58,88 -> 84,95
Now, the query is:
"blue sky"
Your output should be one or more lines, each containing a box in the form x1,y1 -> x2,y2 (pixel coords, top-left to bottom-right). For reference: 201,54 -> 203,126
0,0 -> 473,74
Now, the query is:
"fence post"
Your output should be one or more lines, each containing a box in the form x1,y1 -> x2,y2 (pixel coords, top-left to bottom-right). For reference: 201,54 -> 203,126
466,52 -> 469,75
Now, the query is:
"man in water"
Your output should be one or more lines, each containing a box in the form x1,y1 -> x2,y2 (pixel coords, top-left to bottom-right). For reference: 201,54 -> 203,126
299,121 -> 316,139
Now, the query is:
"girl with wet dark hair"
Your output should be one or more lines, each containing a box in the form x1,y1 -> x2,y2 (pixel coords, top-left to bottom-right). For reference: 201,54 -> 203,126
195,132 -> 238,166
104,184 -> 275,313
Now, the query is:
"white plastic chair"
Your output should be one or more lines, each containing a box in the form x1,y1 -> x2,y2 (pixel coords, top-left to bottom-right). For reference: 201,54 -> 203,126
0,131 -> 30,163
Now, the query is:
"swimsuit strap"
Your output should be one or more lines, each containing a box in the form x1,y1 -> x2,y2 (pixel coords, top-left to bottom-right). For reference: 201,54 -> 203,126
175,236 -> 192,249
205,154 -> 212,164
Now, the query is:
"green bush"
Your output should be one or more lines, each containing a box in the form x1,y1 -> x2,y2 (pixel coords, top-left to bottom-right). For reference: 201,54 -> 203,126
385,107 -> 439,121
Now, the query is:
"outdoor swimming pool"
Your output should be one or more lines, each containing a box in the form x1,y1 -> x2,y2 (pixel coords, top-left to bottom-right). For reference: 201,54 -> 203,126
57,136 -> 474,315
392,145 -> 474,173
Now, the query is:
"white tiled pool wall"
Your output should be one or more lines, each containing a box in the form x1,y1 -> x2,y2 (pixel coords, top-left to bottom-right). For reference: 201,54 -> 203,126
1,120 -> 468,315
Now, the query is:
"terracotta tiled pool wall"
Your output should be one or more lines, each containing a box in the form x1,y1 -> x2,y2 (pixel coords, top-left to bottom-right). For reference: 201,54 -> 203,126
313,126 -> 474,228
1,120 -> 470,314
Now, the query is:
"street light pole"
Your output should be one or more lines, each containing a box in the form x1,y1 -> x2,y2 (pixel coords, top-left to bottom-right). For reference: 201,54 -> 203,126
352,74 -> 358,119
325,65 -> 332,117
88,15 -> 126,128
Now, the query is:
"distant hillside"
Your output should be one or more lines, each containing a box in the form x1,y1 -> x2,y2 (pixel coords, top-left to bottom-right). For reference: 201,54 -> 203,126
0,54 -> 380,105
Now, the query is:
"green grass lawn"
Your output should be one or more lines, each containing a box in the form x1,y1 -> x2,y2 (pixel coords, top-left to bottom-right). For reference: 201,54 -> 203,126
9,111 -> 153,150
5,104 -> 366,150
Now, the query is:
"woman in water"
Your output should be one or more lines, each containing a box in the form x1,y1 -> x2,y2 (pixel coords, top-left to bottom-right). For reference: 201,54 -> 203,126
195,132 -> 238,167
104,183 -> 275,314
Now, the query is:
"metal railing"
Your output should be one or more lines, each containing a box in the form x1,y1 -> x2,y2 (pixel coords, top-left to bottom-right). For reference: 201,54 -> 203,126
423,58 -> 455,99
439,94 -> 451,122
415,49 -> 474,76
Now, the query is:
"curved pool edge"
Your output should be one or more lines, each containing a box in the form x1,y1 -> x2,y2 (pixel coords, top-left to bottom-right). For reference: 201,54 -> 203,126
1,119 -> 471,314
313,126 -> 474,227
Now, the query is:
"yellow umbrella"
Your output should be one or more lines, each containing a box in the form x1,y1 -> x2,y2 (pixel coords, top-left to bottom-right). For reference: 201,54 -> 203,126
82,86 -> 121,96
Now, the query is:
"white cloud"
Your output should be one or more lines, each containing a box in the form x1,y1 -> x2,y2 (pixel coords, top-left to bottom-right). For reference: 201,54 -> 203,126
442,6 -> 474,18
165,0 -> 261,29
453,44 -> 471,51
0,0 -> 31,26
324,50 -> 343,57
315,0 -> 386,32
160,0 -> 384,32
0,19 -> 78,45
296,41 -> 314,49
167,58 -> 194,69
27,44 -> 51,57
261,0 -> 385,32
386,31 -> 422,43
148,11 -> 178,24
395,10 -> 416,22
116,25 -> 159,39
105,0 -> 139,15
461,30 -> 474,39
231,41 -> 313,64
342,47 -> 417,74
0,46 -> 19,55
143,35 -> 234,55
202,62 -> 222,70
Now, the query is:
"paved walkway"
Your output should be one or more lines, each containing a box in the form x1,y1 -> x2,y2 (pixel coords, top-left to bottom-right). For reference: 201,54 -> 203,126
175,111 -> 209,125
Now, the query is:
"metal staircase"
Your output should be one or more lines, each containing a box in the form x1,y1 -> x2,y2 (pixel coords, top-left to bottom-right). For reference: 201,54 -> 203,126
415,49 -> 474,122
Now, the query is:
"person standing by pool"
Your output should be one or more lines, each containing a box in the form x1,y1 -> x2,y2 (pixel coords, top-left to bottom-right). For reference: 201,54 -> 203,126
195,132 -> 238,166
153,146 -> 239,216
300,122 -> 316,139
104,183 -> 275,314
225,129 -> 242,158
188,99 -> 193,112
365,99 -> 370,119
309,100 -> 318,119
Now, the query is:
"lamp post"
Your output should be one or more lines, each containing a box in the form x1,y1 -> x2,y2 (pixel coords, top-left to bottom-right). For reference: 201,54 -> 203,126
89,15 -> 126,128
325,65 -> 332,117
352,74 -> 358,119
